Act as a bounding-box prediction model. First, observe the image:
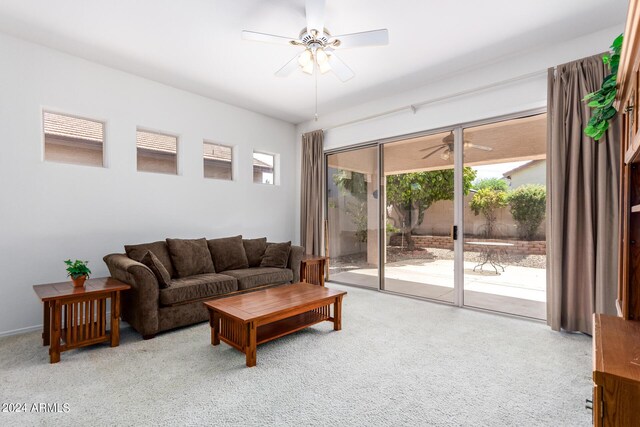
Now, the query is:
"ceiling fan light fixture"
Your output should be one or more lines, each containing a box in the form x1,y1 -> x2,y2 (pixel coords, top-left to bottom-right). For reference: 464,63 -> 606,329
440,150 -> 451,161
298,49 -> 313,67
315,48 -> 329,64
302,61 -> 314,74
318,60 -> 331,74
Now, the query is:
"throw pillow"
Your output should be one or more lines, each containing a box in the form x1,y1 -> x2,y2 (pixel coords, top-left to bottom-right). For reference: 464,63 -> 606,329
166,238 -> 215,278
260,241 -> 291,268
207,235 -> 249,272
125,240 -> 176,278
140,251 -> 172,289
243,237 -> 267,267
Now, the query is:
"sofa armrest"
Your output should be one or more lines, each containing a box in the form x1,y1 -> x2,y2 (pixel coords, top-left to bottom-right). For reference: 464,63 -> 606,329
103,253 -> 159,336
288,245 -> 304,282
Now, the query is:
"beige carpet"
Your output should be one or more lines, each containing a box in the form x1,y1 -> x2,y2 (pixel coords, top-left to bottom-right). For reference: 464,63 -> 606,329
0,283 -> 592,426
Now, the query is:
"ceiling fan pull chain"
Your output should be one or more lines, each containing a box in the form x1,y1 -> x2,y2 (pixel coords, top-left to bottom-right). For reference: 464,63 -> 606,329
315,63 -> 319,121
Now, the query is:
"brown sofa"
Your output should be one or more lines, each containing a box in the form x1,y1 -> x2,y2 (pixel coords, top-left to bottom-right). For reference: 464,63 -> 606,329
104,236 -> 303,339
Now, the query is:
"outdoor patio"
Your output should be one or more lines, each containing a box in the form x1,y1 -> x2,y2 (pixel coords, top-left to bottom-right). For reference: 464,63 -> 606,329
329,247 -> 546,319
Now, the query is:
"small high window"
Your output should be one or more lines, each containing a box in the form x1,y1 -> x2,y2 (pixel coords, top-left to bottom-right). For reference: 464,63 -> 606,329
43,111 -> 105,167
136,129 -> 178,175
203,142 -> 233,180
253,151 -> 275,184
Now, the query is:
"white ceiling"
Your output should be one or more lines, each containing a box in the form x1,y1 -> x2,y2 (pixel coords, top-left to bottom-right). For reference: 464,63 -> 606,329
0,0 -> 628,123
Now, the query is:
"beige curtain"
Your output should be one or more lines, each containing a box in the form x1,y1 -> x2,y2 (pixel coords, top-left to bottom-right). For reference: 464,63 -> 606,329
300,130 -> 324,255
547,54 -> 620,334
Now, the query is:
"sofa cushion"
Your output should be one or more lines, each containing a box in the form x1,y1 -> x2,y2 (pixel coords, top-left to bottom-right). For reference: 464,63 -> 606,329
223,267 -> 293,290
243,237 -> 267,267
260,241 -> 291,268
125,240 -> 176,278
207,235 -> 249,272
159,273 -> 238,306
140,251 -> 172,289
166,238 -> 215,278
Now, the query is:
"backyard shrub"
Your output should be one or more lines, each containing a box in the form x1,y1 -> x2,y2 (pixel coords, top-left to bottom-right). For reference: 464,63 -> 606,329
469,187 -> 509,238
473,177 -> 509,192
508,184 -> 546,240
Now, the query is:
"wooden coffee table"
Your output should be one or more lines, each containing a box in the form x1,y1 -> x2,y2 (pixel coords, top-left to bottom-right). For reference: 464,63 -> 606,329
204,282 -> 346,367
33,277 -> 130,363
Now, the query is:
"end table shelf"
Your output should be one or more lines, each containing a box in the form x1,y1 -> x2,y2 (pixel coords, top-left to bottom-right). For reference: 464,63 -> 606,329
33,277 -> 130,363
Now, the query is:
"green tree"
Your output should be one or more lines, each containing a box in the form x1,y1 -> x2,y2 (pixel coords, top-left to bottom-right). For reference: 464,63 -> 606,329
332,169 -> 369,244
473,177 -> 509,192
332,169 -> 367,202
508,184 -> 546,240
469,187 -> 509,238
386,168 -> 476,247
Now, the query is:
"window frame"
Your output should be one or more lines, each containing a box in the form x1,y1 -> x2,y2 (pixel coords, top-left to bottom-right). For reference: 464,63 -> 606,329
252,150 -> 277,185
203,140 -> 234,181
42,110 -> 106,168
135,127 -> 180,176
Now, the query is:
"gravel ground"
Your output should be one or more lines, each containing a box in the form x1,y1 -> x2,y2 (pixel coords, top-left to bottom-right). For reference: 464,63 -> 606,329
330,246 -> 546,274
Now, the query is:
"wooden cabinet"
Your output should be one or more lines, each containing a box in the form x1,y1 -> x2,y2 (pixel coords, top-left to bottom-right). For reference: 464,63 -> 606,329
593,2 -> 640,425
592,314 -> 640,426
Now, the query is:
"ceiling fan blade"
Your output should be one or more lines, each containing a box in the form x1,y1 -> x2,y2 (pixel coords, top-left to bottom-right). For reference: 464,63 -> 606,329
421,146 -> 444,160
275,53 -> 302,77
305,0 -> 325,33
419,144 -> 445,152
327,52 -> 354,82
332,29 -> 389,49
465,143 -> 493,151
241,30 -> 295,46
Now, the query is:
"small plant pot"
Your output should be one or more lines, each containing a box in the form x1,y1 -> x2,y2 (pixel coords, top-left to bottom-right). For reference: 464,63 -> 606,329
71,275 -> 87,288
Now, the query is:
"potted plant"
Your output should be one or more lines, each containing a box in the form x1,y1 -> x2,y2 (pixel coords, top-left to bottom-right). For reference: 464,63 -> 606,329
65,259 -> 92,288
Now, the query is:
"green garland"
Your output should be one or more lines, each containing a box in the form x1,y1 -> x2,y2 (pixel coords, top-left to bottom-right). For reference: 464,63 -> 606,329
583,34 -> 623,140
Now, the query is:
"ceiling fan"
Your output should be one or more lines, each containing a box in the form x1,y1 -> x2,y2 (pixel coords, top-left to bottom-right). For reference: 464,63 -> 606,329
420,132 -> 493,161
241,0 -> 389,82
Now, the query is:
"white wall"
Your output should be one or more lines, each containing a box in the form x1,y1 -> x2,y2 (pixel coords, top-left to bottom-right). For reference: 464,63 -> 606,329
0,33 -> 297,336
294,25 -> 624,244
508,161 -> 547,189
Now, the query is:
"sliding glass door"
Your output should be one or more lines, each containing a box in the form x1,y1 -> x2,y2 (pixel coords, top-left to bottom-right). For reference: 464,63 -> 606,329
326,146 -> 379,289
381,132 -> 456,303
324,111 -> 547,320
461,114 -> 547,319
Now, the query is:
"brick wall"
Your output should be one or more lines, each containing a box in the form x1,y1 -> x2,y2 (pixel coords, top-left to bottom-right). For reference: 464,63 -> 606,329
388,234 -> 546,255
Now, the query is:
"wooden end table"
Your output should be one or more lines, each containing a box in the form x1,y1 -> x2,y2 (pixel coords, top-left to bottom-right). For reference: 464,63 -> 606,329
300,254 -> 327,286
204,282 -> 346,367
33,277 -> 130,363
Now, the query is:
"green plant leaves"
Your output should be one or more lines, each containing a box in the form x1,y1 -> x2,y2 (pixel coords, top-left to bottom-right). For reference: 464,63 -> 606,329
65,259 -> 91,279
583,34 -> 622,141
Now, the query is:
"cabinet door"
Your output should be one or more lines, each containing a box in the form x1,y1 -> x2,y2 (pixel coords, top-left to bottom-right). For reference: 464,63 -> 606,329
593,385 -> 603,426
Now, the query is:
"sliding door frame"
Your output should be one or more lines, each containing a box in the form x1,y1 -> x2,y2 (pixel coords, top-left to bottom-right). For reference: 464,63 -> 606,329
323,106 -> 547,305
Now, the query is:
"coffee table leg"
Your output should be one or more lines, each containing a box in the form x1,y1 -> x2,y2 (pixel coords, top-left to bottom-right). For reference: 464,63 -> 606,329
334,296 -> 343,331
49,300 -> 61,363
210,311 -> 220,346
246,321 -> 257,367
42,301 -> 50,346
110,291 -> 121,347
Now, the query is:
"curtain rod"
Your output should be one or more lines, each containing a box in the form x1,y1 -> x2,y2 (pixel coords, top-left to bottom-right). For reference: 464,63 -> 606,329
312,69 -> 549,133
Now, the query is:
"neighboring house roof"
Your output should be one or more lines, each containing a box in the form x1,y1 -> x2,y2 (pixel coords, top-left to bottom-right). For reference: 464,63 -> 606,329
136,130 -> 177,154
43,112 -> 103,142
502,159 -> 544,179
44,113 -> 273,168
203,143 -> 231,162
252,158 -> 271,168
204,143 -> 272,168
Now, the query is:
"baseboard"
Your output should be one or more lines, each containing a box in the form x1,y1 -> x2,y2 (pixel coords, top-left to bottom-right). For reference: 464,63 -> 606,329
0,311 -> 121,338
0,324 -> 43,338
